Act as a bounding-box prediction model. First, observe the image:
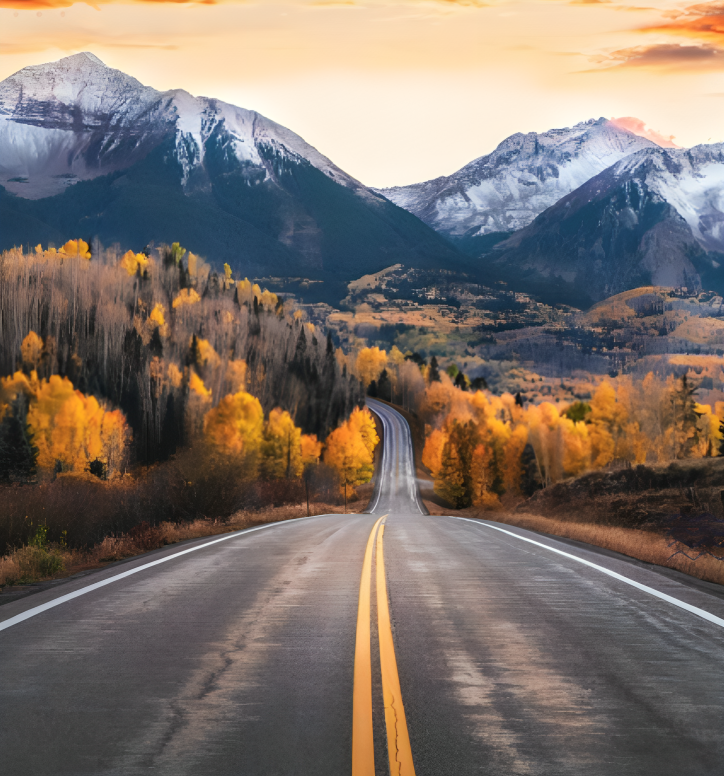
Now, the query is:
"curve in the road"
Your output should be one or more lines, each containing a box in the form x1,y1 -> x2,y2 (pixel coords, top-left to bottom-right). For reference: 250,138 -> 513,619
366,398 -> 427,516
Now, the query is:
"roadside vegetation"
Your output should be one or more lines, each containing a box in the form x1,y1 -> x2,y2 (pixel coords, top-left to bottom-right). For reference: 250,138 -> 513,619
0,241 -> 379,589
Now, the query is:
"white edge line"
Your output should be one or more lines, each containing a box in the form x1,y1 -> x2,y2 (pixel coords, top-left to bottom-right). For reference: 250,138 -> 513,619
448,516 -> 724,630
0,513 -> 347,634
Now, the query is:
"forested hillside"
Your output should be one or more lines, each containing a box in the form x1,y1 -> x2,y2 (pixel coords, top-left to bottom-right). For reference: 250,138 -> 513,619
0,241 -> 362,469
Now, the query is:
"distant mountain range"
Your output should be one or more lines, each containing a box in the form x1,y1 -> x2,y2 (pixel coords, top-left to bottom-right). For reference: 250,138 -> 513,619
380,119 -> 724,305
4,53 -> 724,308
0,53 -> 461,290
377,119 -> 657,240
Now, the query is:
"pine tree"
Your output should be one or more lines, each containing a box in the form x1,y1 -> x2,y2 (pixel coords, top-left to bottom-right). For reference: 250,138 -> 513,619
377,369 -> 392,401
428,356 -> 441,384
671,375 -> 700,459
0,395 -> 38,483
436,439 -> 467,508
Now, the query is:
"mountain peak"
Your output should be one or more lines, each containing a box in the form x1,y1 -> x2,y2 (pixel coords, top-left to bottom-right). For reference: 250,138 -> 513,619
65,51 -> 107,68
378,117 -> 659,238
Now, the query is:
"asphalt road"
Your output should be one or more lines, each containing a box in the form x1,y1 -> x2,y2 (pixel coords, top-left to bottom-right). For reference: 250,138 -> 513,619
2,401 -> 724,775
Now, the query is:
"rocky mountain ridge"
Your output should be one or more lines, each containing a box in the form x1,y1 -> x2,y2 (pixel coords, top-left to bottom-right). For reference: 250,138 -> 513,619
0,53 -> 462,287
377,118 -> 657,238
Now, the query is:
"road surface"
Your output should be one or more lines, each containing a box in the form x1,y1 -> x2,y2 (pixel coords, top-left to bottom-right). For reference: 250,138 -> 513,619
1,399 -> 724,775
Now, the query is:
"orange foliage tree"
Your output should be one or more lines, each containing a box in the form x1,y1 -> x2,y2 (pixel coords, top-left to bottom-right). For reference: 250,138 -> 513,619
324,407 -> 379,508
203,389 -> 264,464
2,372 -> 130,477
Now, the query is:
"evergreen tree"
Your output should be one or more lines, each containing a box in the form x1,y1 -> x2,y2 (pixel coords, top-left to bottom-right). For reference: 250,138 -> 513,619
671,375 -> 700,459
428,356 -> 441,384
434,420 -> 477,508
436,439 -> 467,508
377,369 -> 392,401
0,394 -> 38,483
454,371 -> 467,391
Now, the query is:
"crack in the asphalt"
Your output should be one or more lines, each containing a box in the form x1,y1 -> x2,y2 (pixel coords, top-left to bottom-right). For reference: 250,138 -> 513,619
388,691 -> 403,776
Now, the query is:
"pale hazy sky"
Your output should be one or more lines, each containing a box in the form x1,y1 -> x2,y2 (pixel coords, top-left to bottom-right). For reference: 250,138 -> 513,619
2,0 -> 724,187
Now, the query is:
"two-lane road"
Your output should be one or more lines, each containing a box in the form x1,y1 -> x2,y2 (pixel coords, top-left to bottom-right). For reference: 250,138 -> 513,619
2,401 -> 724,774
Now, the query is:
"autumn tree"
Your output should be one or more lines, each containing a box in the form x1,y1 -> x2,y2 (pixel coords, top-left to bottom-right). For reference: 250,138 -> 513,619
324,408 -> 378,510
21,332 -> 43,372
435,420 -> 477,508
261,408 -> 303,479
671,375 -> 700,459
356,347 -> 387,388
203,390 -> 264,467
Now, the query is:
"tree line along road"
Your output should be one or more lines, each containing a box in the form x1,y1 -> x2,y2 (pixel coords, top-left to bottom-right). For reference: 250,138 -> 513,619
1,399 -> 723,774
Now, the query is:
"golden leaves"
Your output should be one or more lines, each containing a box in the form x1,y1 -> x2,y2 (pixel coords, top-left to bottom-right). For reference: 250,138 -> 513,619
120,249 -> 150,276
203,390 -> 264,457
21,374 -> 130,476
21,332 -> 43,371
261,408 -> 303,479
172,288 -> 201,308
356,346 -> 387,388
324,407 -> 378,488
59,240 -> 91,260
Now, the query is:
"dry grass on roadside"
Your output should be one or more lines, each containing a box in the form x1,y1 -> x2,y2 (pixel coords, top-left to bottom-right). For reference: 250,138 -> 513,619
422,500 -> 724,586
0,501 -> 364,589
484,512 -> 724,586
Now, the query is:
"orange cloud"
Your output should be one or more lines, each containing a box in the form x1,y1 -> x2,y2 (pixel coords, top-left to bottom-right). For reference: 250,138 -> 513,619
593,42 -> 724,70
0,0 -> 218,8
641,2 -> 724,41
610,116 -> 680,147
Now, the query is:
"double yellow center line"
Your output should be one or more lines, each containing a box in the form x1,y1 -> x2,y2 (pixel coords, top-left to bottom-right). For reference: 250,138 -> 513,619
352,515 -> 416,776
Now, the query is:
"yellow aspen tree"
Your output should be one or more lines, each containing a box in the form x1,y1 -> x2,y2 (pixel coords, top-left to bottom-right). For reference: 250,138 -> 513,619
348,407 -> 379,458
59,239 -> 91,259
324,420 -> 375,508
502,423 -> 529,495
422,428 -> 448,478
0,371 -> 37,421
149,303 -> 166,328
119,250 -> 149,276
356,347 -> 387,388
192,338 -> 221,371
172,288 -> 201,308
186,371 -> 212,440
21,332 -> 43,371
203,390 -> 264,458
261,408 -> 303,479
25,375 -> 129,475
560,418 -> 590,477
301,434 -> 323,466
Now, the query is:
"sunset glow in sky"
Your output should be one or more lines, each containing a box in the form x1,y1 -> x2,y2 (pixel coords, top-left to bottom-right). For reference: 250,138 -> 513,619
2,0 -> 724,187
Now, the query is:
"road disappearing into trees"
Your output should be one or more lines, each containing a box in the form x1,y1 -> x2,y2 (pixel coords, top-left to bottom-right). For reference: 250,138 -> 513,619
1,402 -> 724,774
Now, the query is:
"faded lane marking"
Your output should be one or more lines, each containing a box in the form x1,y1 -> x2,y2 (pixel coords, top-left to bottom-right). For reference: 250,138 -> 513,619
451,517 -> 724,630
352,514 -> 386,776
377,521 -> 417,776
0,514 -> 339,634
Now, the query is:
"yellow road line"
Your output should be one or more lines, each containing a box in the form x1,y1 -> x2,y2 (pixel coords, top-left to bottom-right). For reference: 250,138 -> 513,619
376,522 -> 417,776
352,515 -> 385,776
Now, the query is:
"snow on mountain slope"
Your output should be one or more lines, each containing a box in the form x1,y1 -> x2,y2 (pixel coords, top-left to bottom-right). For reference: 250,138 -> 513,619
0,52 -> 365,199
483,142 -> 724,305
377,118 -> 658,237
610,144 -> 724,253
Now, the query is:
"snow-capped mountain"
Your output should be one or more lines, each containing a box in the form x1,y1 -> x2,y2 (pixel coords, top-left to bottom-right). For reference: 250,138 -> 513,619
484,143 -> 724,305
0,53 -> 461,281
377,118 -> 658,239
0,52 -> 362,199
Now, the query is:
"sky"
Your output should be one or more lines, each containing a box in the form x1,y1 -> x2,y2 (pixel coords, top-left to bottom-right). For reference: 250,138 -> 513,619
2,0 -> 724,188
